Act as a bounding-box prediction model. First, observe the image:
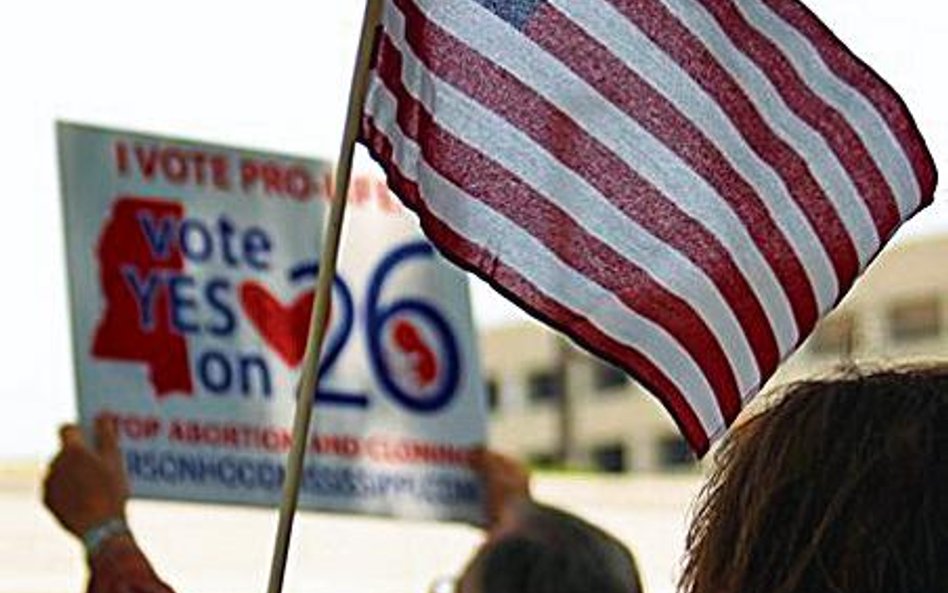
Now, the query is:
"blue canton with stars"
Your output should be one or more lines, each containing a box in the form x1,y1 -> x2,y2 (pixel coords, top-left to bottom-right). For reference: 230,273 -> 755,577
472,0 -> 543,30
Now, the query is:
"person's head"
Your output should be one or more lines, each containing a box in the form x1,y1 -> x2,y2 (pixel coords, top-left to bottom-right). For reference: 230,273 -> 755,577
681,364 -> 948,593
454,500 -> 643,593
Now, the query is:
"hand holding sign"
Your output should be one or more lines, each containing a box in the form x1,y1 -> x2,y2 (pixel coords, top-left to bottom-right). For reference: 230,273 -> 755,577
44,420 -> 128,537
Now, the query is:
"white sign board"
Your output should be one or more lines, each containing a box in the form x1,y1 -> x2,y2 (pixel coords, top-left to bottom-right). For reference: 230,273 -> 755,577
58,122 -> 487,523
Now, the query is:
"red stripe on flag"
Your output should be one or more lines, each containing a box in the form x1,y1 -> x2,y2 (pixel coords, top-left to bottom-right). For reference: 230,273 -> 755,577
606,0 -> 860,294
524,2 -> 819,342
701,0 -> 901,242
391,0 -> 776,395
360,115 -> 713,453
374,33 -> 743,421
762,0 -> 938,203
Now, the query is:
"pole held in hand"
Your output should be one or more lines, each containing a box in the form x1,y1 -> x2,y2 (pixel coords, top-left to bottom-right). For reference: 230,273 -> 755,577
265,2 -> 383,592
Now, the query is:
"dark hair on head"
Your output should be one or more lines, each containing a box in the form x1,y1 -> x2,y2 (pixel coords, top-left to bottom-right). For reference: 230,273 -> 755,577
680,364 -> 948,593
472,502 -> 642,593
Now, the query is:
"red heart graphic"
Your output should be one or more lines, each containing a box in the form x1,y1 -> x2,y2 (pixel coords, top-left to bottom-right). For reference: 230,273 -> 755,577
240,282 -> 314,367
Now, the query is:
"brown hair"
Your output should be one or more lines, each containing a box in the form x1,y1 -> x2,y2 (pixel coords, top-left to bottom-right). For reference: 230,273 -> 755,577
464,501 -> 642,593
680,364 -> 948,593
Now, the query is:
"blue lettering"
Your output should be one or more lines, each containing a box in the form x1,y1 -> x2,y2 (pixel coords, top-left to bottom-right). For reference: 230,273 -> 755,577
179,220 -> 213,262
217,216 -> 239,268
204,278 -> 236,337
136,212 -> 176,260
194,349 -> 271,398
121,266 -> 161,331
137,213 -> 274,269
238,354 -> 272,398
243,227 -> 272,270
167,275 -> 200,334
198,350 -> 232,394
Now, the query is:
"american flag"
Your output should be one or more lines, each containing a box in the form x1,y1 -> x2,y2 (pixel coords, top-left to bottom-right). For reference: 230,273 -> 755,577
358,0 -> 937,455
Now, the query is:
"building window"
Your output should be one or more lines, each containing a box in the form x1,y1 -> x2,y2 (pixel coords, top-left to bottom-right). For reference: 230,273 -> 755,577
593,360 -> 629,392
592,443 -> 627,474
485,378 -> 500,412
658,436 -> 695,469
527,369 -> 563,404
808,313 -> 857,356
887,297 -> 941,342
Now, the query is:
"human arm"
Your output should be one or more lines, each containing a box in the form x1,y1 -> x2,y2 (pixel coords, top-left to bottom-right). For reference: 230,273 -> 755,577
43,419 -> 174,593
473,449 -> 533,538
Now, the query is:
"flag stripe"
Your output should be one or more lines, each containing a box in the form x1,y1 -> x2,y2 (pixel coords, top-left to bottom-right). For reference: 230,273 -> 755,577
416,0 -> 801,363
360,114 -> 718,452
699,0 -> 901,244
394,0 -> 787,388
630,0 -> 874,268
523,1 -> 820,341
546,0 -> 840,315
735,0 -> 920,218
360,0 -> 936,453
762,0 -> 937,203
372,32 -> 744,421
380,5 -> 765,396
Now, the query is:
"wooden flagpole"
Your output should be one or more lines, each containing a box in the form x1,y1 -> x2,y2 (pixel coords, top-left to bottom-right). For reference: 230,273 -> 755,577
266,1 -> 383,592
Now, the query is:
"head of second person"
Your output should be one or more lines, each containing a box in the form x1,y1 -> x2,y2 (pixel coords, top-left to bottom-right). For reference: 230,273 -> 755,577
455,499 -> 643,593
680,364 -> 948,593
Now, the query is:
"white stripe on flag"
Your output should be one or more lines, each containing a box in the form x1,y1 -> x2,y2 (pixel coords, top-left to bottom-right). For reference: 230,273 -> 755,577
365,79 -> 728,437
417,0 -> 801,353
547,0 -> 839,314
657,0 -> 880,265
380,1 -> 761,393
736,0 -> 921,216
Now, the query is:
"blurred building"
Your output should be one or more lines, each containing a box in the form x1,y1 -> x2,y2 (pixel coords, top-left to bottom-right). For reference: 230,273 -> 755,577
478,234 -> 948,474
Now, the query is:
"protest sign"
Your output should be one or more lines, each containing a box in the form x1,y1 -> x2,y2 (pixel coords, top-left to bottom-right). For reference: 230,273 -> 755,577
57,122 -> 487,523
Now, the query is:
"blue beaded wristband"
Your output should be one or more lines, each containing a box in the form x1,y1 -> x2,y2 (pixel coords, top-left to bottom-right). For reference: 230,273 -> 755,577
82,517 -> 129,558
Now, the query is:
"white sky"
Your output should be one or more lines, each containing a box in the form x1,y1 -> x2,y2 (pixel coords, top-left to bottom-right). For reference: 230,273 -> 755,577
1,0 -> 945,460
